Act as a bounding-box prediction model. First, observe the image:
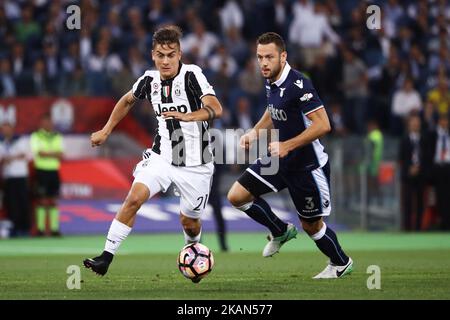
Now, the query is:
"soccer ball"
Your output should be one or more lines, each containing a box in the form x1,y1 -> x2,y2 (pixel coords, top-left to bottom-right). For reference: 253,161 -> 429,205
177,243 -> 214,283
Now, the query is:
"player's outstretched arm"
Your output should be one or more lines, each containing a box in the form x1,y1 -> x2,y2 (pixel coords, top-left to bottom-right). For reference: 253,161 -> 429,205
161,94 -> 223,122
240,110 -> 273,150
270,107 -> 331,158
91,90 -> 136,147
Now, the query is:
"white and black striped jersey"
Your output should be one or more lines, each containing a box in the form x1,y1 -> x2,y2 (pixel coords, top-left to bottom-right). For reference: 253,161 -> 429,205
132,63 -> 215,166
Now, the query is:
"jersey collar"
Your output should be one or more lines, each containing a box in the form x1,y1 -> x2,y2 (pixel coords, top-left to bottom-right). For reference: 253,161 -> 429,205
272,62 -> 291,87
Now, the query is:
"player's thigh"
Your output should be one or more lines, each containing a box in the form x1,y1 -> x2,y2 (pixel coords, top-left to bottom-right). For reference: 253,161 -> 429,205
173,162 -> 214,219
288,164 -> 331,219
132,152 -> 172,199
236,156 -> 285,199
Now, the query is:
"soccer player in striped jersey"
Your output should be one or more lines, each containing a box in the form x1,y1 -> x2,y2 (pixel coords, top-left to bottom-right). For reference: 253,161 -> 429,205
227,32 -> 353,279
83,25 -> 222,278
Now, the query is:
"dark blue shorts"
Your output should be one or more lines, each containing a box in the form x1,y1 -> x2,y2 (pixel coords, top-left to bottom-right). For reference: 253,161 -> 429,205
237,158 -> 331,219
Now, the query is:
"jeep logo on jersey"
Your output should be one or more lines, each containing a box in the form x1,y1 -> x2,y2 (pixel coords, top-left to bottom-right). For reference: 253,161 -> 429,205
300,93 -> 313,102
268,104 -> 287,121
154,104 -> 188,117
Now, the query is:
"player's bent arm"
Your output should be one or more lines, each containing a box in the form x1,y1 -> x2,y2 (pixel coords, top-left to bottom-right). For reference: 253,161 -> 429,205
197,94 -> 223,121
240,110 -> 273,149
102,90 -> 136,133
249,110 -> 274,141
161,95 -> 222,122
190,94 -> 223,121
284,107 -> 331,152
253,110 -> 274,136
91,90 -> 136,146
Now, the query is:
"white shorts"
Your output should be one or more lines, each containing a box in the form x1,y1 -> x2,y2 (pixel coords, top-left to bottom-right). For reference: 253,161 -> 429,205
132,151 -> 214,219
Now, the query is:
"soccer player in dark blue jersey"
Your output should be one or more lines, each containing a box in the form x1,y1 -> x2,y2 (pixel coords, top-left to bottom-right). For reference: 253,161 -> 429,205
227,32 -> 353,279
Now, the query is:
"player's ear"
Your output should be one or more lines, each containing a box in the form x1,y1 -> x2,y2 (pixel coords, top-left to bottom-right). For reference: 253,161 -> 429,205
151,50 -> 155,61
281,51 -> 287,63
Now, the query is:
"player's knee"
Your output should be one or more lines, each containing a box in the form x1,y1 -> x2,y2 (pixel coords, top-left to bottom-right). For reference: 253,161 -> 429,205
227,185 -> 251,208
301,219 -> 323,236
227,189 -> 240,207
124,193 -> 145,212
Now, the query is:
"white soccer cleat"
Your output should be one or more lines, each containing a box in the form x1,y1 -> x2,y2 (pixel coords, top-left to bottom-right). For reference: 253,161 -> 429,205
313,257 -> 354,279
262,223 -> 298,257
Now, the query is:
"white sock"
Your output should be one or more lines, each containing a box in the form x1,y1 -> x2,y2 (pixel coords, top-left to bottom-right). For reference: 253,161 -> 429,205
104,219 -> 132,255
183,228 -> 202,244
310,222 -> 327,241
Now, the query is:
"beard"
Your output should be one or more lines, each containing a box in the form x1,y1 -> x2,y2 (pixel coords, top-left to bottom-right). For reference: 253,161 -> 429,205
265,59 -> 283,81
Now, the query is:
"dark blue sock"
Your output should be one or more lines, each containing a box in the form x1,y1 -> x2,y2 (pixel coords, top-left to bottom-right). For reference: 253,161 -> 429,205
313,225 -> 349,266
240,198 -> 287,237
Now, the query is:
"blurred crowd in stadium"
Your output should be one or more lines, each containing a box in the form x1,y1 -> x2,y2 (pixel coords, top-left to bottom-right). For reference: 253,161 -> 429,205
0,0 -> 448,134
0,0 -> 449,236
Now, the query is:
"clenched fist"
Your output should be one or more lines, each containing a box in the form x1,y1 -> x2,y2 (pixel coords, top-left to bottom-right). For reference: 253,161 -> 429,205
91,129 -> 109,147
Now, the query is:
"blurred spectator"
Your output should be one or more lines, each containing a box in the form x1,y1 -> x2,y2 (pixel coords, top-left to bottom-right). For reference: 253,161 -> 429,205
237,58 -> 263,113
211,60 -> 233,107
30,114 -> 64,237
408,43 -> 427,84
10,42 -> 27,77
106,9 -> 123,41
146,0 -> 170,28
0,122 -> 31,237
111,64 -> 135,99
14,5 -> 41,44
42,41 -> 60,95
181,19 -> 219,66
342,47 -> 368,134
329,101 -> 346,136
88,40 -> 123,75
399,113 -> 426,230
232,96 -> 253,131
382,0 -> 405,39
223,27 -> 249,68
427,77 -> 450,117
365,119 -> 384,206
0,58 -> 16,98
60,63 -> 88,97
391,78 -> 422,135
219,0 -> 243,35
422,100 -> 438,131
62,41 -> 81,74
273,0 -> 288,38
425,114 -> 450,230
209,44 -> 237,78
289,0 -> 339,69
128,46 -> 149,79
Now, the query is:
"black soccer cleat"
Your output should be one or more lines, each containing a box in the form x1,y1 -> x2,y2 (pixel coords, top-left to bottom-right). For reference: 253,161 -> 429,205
83,251 -> 114,276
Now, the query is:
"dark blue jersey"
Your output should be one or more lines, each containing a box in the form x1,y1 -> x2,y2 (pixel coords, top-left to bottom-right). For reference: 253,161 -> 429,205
266,62 -> 328,171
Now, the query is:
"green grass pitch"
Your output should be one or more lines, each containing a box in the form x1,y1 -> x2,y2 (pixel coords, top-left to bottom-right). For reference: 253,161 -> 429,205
0,232 -> 449,299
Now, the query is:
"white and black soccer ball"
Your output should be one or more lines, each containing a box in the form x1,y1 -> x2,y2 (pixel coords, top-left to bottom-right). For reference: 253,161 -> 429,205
177,243 -> 214,282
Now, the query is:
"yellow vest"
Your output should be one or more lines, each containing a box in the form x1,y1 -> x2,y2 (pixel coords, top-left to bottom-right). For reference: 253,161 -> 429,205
30,129 -> 63,170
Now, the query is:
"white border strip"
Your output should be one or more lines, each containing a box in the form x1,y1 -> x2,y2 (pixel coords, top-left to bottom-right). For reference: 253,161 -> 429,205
246,168 -> 278,192
303,105 -> 324,116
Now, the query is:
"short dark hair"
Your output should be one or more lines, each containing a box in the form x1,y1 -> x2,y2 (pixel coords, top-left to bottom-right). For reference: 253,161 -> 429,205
257,32 -> 286,53
152,25 -> 182,49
